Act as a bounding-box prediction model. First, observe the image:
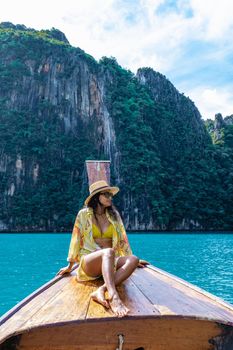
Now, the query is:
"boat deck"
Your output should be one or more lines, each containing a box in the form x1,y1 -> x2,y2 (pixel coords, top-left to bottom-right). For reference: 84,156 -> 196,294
1,265 -> 233,349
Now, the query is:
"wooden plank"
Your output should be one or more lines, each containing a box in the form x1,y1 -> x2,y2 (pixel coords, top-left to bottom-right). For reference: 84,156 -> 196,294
149,265 -> 233,312
0,265 -> 79,327
85,279 -> 114,319
86,277 -> 160,319
21,276 -> 96,329
146,267 -> 233,321
117,277 -> 160,316
0,275 -> 70,344
130,268 -> 233,322
17,318 -> 223,350
2,263 -> 233,349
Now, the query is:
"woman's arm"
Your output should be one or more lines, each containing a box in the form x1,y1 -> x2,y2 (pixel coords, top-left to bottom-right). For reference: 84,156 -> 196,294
138,259 -> 150,268
56,261 -> 75,276
116,211 -> 150,267
56,211 -> 82,275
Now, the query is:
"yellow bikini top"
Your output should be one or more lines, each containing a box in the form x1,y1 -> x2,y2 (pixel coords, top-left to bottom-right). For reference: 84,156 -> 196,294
92,223 -> 115,239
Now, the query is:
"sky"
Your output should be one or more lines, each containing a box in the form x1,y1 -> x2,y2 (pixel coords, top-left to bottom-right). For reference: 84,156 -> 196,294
1,0 -> 233,120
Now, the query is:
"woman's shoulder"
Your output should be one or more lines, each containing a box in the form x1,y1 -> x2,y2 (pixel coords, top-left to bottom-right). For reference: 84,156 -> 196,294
77,206 -> 93,218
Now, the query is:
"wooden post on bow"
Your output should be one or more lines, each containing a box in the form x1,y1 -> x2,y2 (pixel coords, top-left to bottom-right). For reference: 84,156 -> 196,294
85,160 -> 111,186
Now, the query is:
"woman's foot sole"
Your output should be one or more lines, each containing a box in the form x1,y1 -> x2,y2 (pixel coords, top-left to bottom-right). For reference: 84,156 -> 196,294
90,289 -> 109,309
108,294 -> 129,317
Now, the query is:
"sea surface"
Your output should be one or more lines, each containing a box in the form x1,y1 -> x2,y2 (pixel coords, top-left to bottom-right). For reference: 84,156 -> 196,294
0,232 -> 233,317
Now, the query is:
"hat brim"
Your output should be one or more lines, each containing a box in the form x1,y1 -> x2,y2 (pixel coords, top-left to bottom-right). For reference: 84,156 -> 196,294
84,186 -> 119,205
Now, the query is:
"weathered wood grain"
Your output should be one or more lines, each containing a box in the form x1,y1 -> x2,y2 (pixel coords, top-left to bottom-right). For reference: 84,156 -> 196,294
21,277 -> 96,329
0,274 -> 70,342
1,264 -> 233,350
86,277 -> 160,319
130,267 -> 233,322
18,318 -> 222,350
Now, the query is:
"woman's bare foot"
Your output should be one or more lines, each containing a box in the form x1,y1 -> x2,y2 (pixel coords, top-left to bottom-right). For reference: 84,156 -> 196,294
108,293 -> 129,317
90,286 -> 109,308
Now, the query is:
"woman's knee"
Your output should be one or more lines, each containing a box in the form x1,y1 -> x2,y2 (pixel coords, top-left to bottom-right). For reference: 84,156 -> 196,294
102,247 -> 115,259
129,255 -> 139,267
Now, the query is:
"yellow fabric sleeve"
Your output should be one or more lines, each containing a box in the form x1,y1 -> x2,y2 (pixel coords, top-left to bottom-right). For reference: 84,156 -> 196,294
67,212 -> 81,263
117,212 -> 133,256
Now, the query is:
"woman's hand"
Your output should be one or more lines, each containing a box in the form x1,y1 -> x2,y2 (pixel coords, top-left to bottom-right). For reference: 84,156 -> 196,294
138,259 -> 150,268
56,265 -> 72,276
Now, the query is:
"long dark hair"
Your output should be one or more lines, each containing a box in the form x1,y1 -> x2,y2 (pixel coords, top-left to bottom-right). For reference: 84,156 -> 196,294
87,192 -> 118,222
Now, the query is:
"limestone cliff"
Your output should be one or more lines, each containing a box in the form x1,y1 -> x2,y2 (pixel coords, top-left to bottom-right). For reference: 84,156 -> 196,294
0,23 -> 233,232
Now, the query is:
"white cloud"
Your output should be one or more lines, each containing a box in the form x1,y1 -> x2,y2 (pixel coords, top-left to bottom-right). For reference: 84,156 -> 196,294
1,0 -> 232,72
0,0 -> 194,72
1,0 -> 233,118
189,0 -> 233,41
186,86 -> 233,120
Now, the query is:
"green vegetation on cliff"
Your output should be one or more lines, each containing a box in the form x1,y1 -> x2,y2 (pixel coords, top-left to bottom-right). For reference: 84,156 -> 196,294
99,57 -> 166,226
0,23 -> 233,231
99,60 -> 233,230
0,24 -> 99,230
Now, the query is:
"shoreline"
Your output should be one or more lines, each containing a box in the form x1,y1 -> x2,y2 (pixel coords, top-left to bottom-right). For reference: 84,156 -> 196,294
0,230 -> 233,234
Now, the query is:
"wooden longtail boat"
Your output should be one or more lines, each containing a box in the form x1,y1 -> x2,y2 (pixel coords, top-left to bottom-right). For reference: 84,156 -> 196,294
0,264 -> 233,350
1,161 -> 233,349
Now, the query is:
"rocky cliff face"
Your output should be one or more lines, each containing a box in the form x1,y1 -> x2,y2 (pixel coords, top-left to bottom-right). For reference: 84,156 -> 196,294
205,113 -> 233,143
0,23 -> 132,230
0,24 -> 121,231
0,23 -> 232,232
136,68 -> 211,161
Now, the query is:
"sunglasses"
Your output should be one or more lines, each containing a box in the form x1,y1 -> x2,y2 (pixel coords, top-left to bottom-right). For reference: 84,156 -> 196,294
100,192 -> 113,199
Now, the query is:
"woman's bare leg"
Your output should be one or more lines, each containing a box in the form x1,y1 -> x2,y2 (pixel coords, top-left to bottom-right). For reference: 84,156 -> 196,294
85,248 -> 129,317
96,255 -> 139,302
98,254 -> 139,316
101,254 -> 139,287
81,249 -> 138,317
81,249 -> 111,308
82,248 -> 118,298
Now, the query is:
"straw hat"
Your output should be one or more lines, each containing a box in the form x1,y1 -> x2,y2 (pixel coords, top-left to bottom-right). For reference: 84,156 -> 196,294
84,180 -> 119,205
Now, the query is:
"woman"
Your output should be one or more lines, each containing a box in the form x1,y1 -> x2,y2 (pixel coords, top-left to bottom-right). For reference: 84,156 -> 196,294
57,180 -> 147,317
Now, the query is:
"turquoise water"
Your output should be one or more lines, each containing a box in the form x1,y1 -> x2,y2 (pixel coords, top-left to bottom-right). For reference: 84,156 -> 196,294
0,233 -> 233,316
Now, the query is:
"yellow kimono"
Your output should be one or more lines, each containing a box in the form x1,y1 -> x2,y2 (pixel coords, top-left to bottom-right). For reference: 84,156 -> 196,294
67,206 -> 132,264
